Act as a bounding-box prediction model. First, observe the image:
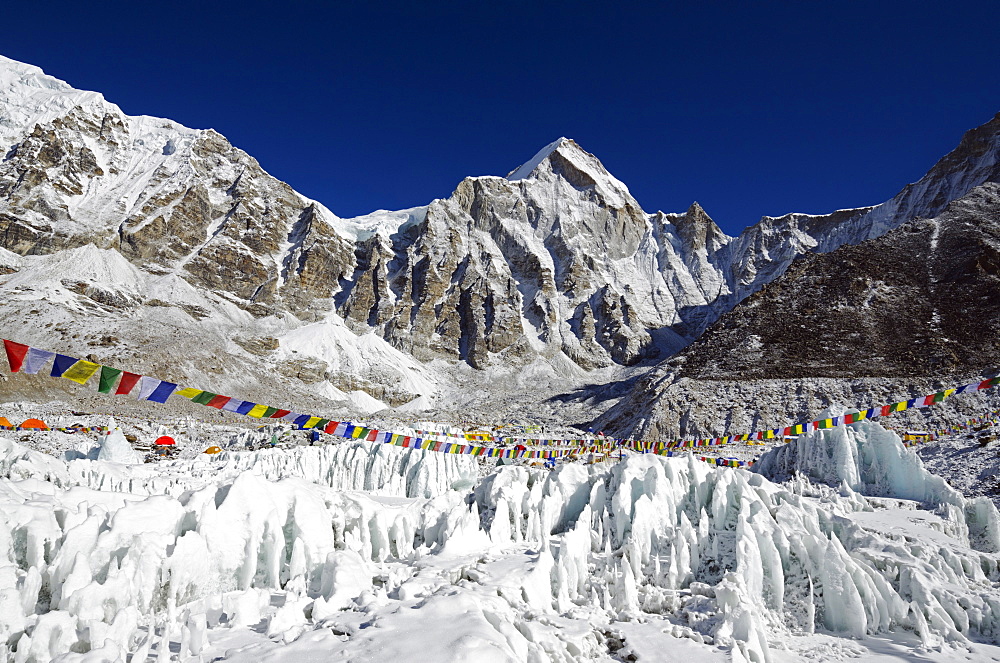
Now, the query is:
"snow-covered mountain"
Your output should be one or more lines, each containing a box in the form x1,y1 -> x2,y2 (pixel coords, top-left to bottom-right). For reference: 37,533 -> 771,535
2,53 -> 1000,416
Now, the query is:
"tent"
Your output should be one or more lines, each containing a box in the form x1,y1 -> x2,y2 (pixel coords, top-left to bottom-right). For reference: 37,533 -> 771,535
19,418 -> 48,429
154,435 -> 176,446
0,417 -> 12,428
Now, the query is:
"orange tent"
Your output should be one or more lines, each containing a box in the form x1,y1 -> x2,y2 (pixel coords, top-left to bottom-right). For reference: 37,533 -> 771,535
0,417 -> 12,427
19,418 -> 49,429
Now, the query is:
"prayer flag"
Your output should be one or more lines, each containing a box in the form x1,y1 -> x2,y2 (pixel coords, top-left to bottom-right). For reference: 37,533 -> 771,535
22,348 -> 54,374
51,354 -> 77,378
207,395 -> 231,409
147,381 -> 177,403
62,360 -> 100,385
3,340 -> 28,372
137,376 -> 161,400
115,371 -> 141,395
235,401 -> 257,415
192,391 -> 217,405
222,399 -> 245,413
97,366 -> 122,394
247,404 -> 270,418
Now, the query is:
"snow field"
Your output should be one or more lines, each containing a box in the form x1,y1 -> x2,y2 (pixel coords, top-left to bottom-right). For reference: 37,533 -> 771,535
1,419 -> 1000,661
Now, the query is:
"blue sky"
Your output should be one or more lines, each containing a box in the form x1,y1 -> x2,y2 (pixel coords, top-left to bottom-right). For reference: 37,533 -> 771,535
4,1 -> 999,235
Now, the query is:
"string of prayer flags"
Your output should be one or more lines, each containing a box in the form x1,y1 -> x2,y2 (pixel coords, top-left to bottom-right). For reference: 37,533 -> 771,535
4,337 -> 999,469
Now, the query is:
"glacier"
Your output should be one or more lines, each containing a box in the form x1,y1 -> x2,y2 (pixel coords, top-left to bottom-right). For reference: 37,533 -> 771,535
2,418 -> 1000,662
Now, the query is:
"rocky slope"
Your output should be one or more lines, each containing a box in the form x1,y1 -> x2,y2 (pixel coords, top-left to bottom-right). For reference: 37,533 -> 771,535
597,182 -> 1000,441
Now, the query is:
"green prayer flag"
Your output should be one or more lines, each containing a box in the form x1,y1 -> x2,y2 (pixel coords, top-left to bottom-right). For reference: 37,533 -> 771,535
192,391 -> 217,405
97,366 -> 122,394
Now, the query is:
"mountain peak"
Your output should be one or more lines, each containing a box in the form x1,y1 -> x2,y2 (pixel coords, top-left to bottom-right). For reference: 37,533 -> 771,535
674,201 -> 726,250
505,137 -> 572,181
505,137 -> 636,210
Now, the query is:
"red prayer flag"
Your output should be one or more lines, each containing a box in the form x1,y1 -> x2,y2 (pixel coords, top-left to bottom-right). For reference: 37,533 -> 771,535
115,372 -> 141,395
3,340 -> 29,373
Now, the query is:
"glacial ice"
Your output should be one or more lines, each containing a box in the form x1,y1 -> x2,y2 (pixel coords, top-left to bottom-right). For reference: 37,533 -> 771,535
0,419 -> 999,661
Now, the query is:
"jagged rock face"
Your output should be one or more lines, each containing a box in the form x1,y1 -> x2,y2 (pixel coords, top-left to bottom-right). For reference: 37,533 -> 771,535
597,183 -> 1000,441
338,142 -> 740,368
0,57 -> 356,321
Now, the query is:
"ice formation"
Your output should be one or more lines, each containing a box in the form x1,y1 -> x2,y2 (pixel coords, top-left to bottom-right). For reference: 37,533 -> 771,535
95,420 -> 141,465
0,419 -> 999,661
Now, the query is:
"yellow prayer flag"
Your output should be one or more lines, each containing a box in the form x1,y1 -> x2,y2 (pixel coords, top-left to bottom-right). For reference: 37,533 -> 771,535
247,404 -> 269,418
62,360 -> 101,385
